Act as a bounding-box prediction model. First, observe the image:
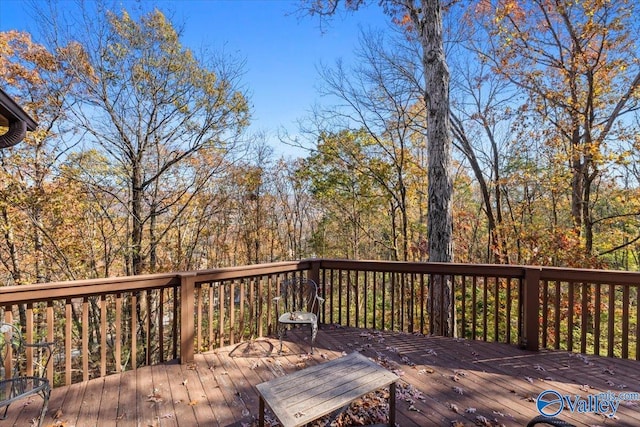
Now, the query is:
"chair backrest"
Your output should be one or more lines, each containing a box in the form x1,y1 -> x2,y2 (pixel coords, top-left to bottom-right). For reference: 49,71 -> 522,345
1,322 -> 53,381
279,278 -> 320,314
1,322 -> 24,381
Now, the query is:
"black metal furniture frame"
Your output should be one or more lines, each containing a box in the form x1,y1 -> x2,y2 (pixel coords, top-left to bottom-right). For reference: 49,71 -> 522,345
1,322 -> 55,427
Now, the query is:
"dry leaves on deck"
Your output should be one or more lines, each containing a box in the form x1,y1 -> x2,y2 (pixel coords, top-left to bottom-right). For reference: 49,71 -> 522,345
249,387 -> 397,427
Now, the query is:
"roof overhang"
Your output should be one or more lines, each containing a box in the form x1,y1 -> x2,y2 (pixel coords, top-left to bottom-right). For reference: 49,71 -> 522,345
0,87 -> 38,148
0,87 -> 38,131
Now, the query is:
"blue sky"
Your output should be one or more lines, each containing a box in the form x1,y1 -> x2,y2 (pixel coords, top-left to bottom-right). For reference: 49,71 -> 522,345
0,0 -> 391,157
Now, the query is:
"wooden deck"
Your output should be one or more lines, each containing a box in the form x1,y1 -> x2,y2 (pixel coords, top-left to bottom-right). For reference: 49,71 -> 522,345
6,326 -> 640,427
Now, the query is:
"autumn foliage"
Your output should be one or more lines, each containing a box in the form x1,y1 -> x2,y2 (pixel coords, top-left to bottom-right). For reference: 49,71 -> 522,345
1,0 -> 640,288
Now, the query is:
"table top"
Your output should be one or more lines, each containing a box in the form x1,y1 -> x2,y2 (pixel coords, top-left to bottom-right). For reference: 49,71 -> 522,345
256,352 -> 398,427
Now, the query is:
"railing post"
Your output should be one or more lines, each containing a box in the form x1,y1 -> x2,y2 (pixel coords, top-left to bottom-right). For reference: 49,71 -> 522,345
522,267 -> 540,351
308,259 -> 320,287
180,273 -> 197,364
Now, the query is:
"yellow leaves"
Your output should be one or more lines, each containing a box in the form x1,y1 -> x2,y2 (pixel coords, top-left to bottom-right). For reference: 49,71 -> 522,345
494,0 -> 526,25
106,42 -> 127,61
0,30 -> 32,55
107,9 -> 132,28
506,1 -> 526,23
59,40 -> 96,83
107,9 -> 180,54
0,30 -> 51,87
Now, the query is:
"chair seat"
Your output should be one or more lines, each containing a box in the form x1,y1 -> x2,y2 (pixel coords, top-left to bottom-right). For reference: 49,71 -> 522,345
1,377 -> 50,407
1,322 -> 55,427
278,311 -> 317,325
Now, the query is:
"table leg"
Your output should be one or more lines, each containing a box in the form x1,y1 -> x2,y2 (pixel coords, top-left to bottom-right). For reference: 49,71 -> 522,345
259,396 -> 265,427
389,381 -> 396,426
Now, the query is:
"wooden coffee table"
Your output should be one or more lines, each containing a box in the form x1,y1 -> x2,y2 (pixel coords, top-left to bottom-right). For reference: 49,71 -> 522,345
256,351 -> 398,427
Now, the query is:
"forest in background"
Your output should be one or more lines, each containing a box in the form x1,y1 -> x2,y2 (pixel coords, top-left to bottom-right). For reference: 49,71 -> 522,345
1,0 -> 640,287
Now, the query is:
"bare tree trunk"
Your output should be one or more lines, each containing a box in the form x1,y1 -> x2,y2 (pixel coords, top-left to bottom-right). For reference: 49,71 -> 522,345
33,206 -> 46,282
131,162 -> 144,275
149,204 -> 157,273
305,0 -> 455,332
1,207 -> 21,286
411,0 -> 454,336
0,206 -> 26,325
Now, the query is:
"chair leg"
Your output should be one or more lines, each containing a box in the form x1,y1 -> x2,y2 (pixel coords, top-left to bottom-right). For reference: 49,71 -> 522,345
37,384 -> 51,427
1,404 -> 10,420
278,323 -> 285,354
310,323 -> 318,354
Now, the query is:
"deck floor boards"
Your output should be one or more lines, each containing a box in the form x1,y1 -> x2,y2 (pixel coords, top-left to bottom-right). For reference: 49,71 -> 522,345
98,370 -> 122,427
116,368 -> 137,425
6,327 -> 640,426
135,358 -> 157,426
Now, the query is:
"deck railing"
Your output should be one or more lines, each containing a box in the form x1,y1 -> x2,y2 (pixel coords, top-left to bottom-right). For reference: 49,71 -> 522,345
1,259 -> 638,389
316,261 -> 639,360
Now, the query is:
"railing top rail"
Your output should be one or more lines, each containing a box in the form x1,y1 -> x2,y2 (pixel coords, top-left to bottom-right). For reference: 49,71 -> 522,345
317,259 -> 529,277
538,265 -> 640,285
317,259 -> 640,285
0,260 -> 312,306
192,260 -> 312,283
0,274 -> 181,305
2,259 -> 639,307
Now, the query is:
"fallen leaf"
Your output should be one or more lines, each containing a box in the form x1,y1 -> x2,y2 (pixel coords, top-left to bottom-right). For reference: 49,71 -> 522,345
475,415 -> 492,426
147,392 -> 163,403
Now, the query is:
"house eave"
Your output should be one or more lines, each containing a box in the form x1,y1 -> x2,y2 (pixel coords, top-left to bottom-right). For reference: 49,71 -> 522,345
0,87 -> 38,131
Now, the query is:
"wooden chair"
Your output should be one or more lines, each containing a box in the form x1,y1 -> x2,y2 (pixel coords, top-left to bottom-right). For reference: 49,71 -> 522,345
1,322 -> 55,427
273,278 -> 324,354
